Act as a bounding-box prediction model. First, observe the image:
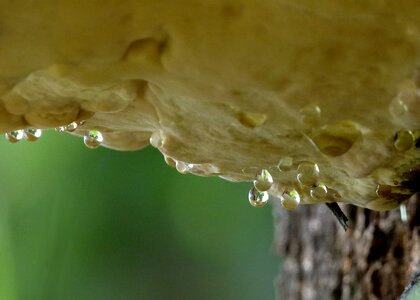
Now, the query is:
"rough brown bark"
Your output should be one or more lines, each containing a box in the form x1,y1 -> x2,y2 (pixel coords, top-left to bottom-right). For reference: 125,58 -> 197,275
274,194 -> 419,300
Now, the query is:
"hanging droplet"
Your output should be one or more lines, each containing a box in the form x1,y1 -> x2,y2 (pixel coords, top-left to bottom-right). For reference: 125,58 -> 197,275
297,162 -> 320,187
389,97 -> 409,118
280,189 -> 300,210
83,130 -> 103,149
150,131 -> 163,148
248,186 -> 269,208
310,183 -> 328,201
66,122 -> 78,132
394,130 -> 415,152
5,130 -> 24,143
24,128 -> 42,141
55,126 -> 67,133
175,161 -> 191,174
300,104 -> 321,125
277,157 -> 293,172
253,169 -> 273,192
389,81 -> 420,127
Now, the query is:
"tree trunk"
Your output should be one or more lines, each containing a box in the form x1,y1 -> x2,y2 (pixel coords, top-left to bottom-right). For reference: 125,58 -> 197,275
274,194 -> 419,300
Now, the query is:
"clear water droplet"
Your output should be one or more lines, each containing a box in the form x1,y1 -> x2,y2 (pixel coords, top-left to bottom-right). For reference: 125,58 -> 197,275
150,131 -> 163,148
55,126 -> 67,133
394,130 -> 415,152
277,157 -> 293,172
5,130 -> 24,143
281,189 -> 300,210
253,169 -> 273,192
175,161 -> 191,174
66,122 -> 78,132
389,98 -> 409,117
83,130 -> 103,149
248,186 -> 269,208
24,128 -> 42,141
300,104 -> 321,125
389,82 -> 420,127
310,183 -> 328,201
297,162 -> 320,187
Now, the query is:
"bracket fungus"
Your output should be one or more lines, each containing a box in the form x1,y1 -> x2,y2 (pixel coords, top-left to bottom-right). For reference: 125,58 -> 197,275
0,1 -> 419,213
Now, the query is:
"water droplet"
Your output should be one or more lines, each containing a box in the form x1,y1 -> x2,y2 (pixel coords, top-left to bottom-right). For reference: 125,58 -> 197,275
280,189 -> 300,210
297,162 -> 320,187
389,82 -> 420,127
300,104 -> 321,125
55,126 -> 67,133
253,169 -> 273,192
310,183 -> 328,201
164,156 -> 176,168
248,186 -> 269,208
66,122 -> 78,132
389,97 -> 409,117
175,161 -> 191,174
5,130 -> 24,143
24,128 -> 42,141
83,130 -> 103,149
394,130 -> 415,152
277,157 -> 293,172
150,131 -> 163,148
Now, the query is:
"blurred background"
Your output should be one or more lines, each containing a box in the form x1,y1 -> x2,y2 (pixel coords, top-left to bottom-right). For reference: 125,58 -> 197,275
0,131 -> 278,300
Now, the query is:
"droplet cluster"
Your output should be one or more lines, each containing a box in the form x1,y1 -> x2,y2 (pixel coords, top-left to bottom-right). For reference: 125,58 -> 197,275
5,129 -> 42,143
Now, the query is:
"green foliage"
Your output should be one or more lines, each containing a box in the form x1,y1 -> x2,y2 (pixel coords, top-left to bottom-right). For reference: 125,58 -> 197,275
0,132 -> 278,300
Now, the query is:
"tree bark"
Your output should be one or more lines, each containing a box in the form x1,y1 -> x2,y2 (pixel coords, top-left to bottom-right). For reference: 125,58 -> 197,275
274,194 -> 419,300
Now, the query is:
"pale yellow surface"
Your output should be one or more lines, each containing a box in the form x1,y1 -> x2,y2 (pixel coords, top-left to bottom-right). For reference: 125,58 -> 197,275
1,1 -> 419,209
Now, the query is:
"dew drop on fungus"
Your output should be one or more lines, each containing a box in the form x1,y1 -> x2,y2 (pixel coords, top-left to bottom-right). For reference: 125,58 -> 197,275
175,161 -> 190,174
310,183 -> 328,201
389,97 -> 409,118
297,162 -> 320,187
248,186 -> 269,208
394,130 -> 415,152
281,189 -> 300,210
149,131 -> 163,148
5,130 -> 24,143
66,122 -> 78,132
389,82 -> 420,127
24,128 -> 42,141
300,104 -> 321,125
277,157 -> 293,172
55,126 -> 67,133
83,130 -> 103,149
253,169 -> 273,192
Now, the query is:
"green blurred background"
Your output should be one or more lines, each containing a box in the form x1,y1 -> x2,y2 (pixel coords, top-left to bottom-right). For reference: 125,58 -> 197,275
0,131 -> 278,300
